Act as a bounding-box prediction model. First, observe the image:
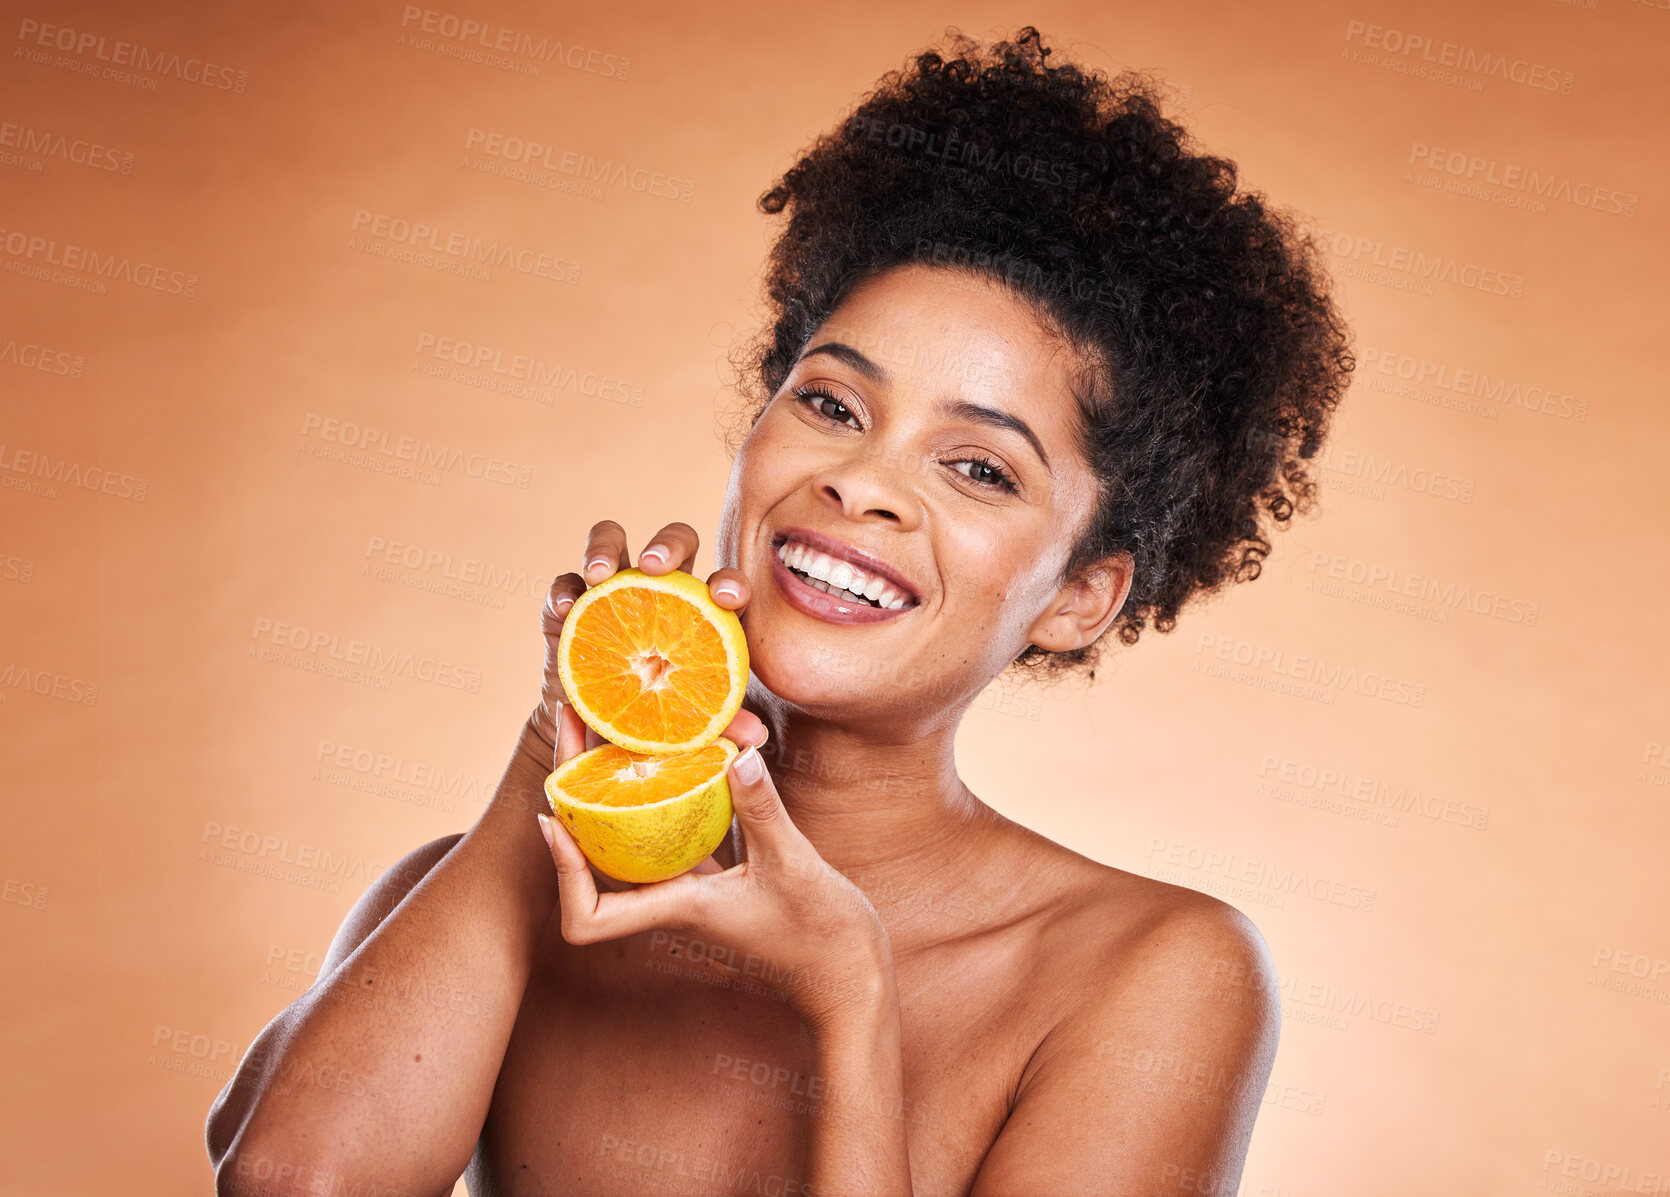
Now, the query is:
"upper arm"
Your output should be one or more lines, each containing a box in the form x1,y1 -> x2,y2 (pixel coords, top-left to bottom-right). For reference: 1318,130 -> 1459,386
204,833 -> 464,1166
969,897 -> 1282,1197
316,833 -> 465,981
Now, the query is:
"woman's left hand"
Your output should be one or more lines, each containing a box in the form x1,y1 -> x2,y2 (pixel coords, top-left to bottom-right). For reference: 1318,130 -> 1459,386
537,711 -> 892,1030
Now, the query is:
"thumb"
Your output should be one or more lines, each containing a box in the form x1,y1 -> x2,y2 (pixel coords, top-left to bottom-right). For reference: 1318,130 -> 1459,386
726,745 -> 803,862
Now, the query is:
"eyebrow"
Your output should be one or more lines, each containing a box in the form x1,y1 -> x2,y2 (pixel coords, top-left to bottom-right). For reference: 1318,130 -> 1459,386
802,340 -> 885,383
799,341 -> 1054,476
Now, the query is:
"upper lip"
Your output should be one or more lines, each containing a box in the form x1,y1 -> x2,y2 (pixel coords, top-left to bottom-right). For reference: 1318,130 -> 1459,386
771,526 -> 921,605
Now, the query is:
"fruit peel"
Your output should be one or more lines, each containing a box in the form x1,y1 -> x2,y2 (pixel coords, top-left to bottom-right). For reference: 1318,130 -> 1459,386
545,739 -> 738,884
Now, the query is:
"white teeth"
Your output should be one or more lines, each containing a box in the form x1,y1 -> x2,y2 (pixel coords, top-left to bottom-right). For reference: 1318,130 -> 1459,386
775,539 -> 913,610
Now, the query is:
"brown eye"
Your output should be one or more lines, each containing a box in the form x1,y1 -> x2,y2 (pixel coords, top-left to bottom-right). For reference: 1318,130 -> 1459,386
793,384 -> 861,429
949,456 -> 1019,493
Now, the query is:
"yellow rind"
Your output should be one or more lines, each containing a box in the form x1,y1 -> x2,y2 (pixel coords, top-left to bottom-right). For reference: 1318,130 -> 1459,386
545,739 -> 738,884
556,567 -> 750,756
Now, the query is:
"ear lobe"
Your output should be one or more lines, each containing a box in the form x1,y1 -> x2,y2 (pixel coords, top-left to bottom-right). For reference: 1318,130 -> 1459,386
1026,554 -> 1134,654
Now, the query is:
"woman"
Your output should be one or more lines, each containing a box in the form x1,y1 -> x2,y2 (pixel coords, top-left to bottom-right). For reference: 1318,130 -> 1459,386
207,27 -> 1351,1196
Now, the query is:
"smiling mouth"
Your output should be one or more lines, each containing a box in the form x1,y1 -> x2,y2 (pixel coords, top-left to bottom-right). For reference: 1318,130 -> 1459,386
770,532 -> 919,610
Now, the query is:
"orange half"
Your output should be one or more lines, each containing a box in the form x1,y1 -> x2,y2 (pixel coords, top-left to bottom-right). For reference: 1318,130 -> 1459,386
557,568 -> 749,755
545,740 -> 738,883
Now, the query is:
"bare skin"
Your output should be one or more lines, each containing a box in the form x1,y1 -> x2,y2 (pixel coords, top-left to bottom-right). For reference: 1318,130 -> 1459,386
206,264 -> 1281,1197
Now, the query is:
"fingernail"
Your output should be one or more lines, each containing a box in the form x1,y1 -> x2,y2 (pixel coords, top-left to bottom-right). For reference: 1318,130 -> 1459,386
714,581 -> 741,602
555,595 -> 573,614
585,556 -> 608,576
733,745 -> 762,785
641,545 -> 668,567
536,813 -> 556,851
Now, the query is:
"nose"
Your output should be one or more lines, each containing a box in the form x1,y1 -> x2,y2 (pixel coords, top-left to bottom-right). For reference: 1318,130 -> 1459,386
810,448 -> 924,530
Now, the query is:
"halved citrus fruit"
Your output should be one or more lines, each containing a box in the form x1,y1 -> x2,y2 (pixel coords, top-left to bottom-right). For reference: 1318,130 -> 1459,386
545,739 -> 738,883
557,567 -> 749,755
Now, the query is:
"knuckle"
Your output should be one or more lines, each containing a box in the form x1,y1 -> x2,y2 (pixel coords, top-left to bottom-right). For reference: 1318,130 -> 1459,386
560,912 -> 596,945
683,884 -> 710,923
543,573 -> 583,616
588,519 -> 625,541
746,797 -> 784,827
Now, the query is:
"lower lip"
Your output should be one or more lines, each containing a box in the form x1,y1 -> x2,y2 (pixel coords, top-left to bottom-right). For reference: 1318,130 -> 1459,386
769,549 -> 916,625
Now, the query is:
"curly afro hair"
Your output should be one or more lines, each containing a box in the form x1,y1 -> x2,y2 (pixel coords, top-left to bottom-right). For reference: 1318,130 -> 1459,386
729,26 -> 1353,682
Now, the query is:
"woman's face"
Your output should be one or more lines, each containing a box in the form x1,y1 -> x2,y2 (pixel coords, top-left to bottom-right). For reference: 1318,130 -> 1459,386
716,263 -> 1123,727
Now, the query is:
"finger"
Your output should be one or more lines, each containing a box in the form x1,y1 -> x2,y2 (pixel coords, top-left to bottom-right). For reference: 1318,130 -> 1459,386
638,522 -> 700,575
726,745 -> 808,865
531,573 -> 586,751
539,811 -> 603,935
582,520 -> 629,585
543,813 -> 708,944
691,852 -> 725,875
555,700 -> 588,770
719,706 -> 768,751
706,567 -> 751,613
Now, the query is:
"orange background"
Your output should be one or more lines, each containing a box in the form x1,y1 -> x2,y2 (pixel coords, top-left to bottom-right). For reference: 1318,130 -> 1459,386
3,1 -> 1665,1193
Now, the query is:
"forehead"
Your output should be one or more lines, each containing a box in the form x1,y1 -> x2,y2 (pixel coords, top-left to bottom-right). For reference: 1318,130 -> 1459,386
805,263 -> 1089,438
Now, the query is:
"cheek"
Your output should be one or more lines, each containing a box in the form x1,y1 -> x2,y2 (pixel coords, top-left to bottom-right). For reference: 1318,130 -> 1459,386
939,518 -> 1063,619
940,526 -> 1017,605
718,426 -> 792,553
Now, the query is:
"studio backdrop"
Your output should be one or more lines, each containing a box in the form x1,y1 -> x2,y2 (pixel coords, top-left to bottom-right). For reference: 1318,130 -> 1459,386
1,1 -> 1664,1193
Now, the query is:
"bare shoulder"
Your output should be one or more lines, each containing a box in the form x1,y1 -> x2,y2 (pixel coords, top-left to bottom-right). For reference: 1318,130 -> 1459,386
1004,824 -> 1280,1045
966,829 -> 1284,1192
962,838 -> 1286,1195
318,833 -> 465,978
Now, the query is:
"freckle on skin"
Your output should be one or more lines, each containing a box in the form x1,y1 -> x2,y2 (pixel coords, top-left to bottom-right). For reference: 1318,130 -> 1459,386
414,1053 -> 422,1062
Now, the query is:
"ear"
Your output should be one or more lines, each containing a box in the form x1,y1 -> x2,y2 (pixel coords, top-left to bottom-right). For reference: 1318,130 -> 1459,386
1026,553 -> 1134,654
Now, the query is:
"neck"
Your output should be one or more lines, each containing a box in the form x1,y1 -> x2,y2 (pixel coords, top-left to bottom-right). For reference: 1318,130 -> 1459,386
725,694 -> 999,925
